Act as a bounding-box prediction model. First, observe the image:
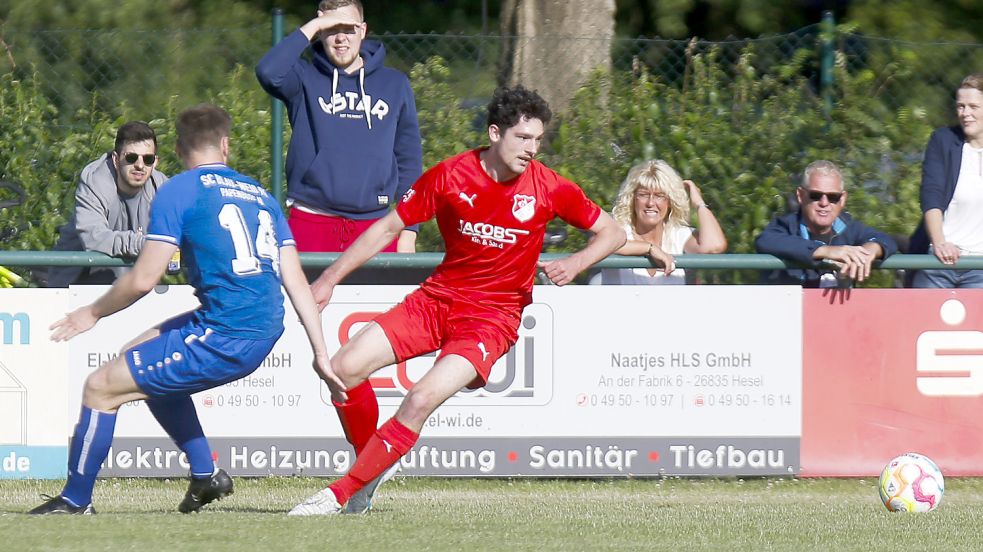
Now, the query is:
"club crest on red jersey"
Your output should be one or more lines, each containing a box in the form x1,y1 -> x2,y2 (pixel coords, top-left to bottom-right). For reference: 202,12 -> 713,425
512,194 -> 536,222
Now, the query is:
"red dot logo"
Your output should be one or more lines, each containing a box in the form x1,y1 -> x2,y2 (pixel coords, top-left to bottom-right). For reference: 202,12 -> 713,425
507,451 -> 519,462
648,451 -> 659,462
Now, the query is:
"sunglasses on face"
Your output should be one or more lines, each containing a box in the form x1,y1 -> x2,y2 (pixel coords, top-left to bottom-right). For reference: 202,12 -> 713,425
803,189 -> 843,203
122,152 -> 156,165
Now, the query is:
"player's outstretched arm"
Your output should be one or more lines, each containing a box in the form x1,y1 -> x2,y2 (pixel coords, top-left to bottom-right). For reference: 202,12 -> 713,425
311,210 -> 407,310
50,240 -> 174,342
280,245 -> 346,397
538,211 -> 627,286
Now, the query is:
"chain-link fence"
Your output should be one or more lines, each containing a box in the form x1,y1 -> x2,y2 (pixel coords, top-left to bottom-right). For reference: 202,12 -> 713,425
2,19 -> 983,285
2,21 -> 981,131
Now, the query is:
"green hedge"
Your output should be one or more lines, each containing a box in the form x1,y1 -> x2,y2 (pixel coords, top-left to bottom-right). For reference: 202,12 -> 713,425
547,46 -> 931,284
0,51 -> 934,286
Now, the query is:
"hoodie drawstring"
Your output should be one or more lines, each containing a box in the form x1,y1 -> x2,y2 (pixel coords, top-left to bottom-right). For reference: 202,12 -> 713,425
358,67 -> 371,130
331,66 -> 372,131
331,68 -> 338,107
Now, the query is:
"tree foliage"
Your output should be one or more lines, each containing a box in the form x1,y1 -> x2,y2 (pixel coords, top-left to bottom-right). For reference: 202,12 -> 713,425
546,42 -> 931,285
2,0 -> 980,288
0,56 -> 479,281
408,56 -> 484,252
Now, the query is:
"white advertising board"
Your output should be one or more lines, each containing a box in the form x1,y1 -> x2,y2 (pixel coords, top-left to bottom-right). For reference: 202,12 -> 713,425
0,289 -> 70,478
62,284 -> 801,477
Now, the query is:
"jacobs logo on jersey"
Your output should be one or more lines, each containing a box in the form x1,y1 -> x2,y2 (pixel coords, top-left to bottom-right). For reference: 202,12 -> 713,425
512,194 -> 536,222
458,220 -> 530,248
318,92 -> 390,121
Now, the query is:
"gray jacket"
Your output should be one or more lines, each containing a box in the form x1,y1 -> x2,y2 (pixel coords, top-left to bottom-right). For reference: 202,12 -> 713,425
47,153 -> 167,287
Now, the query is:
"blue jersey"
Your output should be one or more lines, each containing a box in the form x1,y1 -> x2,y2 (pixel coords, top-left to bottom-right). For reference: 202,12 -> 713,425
146,163 -> 294,339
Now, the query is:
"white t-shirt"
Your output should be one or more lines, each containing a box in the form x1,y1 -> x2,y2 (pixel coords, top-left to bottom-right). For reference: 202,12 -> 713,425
589,223 -> 694,285
942,143 -> 983,255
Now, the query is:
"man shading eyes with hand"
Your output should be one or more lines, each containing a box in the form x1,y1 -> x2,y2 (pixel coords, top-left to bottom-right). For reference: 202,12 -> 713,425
755,160 -> 898,288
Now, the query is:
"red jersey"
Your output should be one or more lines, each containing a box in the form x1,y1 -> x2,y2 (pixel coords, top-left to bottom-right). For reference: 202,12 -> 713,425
396,148 -> 601,309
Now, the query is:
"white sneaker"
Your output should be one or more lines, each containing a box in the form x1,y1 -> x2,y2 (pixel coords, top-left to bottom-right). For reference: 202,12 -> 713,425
288,488 -> 342,516
344,462 -> 401,514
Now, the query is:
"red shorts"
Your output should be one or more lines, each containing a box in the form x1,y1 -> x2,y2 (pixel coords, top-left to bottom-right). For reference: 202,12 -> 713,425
288,207 -> 397,252
374,288 -> 521,388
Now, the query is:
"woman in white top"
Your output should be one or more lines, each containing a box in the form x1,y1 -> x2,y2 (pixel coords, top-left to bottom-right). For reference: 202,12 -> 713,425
911,73 -> 983,288
590,160 -> 727,285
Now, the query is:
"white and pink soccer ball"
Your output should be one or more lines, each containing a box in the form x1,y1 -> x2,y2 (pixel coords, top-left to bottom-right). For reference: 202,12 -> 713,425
878,452 -> 945,513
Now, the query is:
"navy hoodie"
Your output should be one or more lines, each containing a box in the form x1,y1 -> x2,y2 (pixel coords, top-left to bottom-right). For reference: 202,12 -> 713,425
256,29 -> 423,221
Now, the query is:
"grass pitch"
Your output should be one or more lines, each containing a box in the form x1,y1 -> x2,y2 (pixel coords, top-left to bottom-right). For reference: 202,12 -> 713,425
1,476 -> 980,551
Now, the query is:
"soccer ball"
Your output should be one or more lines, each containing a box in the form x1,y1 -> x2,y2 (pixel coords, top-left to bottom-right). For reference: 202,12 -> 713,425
878,452 -> 944,513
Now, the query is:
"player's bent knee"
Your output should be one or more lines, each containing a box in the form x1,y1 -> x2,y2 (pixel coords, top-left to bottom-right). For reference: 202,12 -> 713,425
333,339 -> 394,384
81,357 -> 142,411
400,387 -> 441,423
331,349 -> 360,380
81,370 -> 112,408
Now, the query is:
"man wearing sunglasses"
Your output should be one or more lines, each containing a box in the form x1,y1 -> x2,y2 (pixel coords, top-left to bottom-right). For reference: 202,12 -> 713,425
48,121 -> 168,287
755,160 -> 897,287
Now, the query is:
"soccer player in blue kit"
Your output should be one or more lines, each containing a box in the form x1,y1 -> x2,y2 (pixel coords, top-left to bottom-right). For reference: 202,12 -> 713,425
29,104 -> 341,515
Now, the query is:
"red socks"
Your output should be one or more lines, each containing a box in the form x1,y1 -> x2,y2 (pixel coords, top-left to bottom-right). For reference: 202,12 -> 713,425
334,380 -> 379,455
330,418 -> 419,505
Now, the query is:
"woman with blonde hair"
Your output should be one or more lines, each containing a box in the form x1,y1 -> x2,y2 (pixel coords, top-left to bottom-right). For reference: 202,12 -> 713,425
590,160 -> 727,285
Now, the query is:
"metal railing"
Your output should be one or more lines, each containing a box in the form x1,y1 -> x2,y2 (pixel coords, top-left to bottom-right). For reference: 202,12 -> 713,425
0,251 -> 979,271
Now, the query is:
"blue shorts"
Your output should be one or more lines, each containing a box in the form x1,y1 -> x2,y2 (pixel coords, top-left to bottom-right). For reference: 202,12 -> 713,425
125,311 -> 282,398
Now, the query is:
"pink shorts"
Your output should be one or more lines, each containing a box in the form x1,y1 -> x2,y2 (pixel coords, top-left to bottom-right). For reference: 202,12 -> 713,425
374,288 -> 520,388
288,207 -> 397,252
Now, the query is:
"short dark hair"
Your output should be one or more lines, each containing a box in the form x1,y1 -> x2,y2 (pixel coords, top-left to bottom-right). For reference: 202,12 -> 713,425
486,86 -> 552,130
176,104 -> 232,154
114,121 -> 157,154
318,0 -> 363,18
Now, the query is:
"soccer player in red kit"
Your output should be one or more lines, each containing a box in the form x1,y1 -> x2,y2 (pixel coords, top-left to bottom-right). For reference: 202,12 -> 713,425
289,86 -> 626,515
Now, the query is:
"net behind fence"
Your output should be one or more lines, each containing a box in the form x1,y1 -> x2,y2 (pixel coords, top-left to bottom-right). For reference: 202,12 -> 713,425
2,24 -> 981,129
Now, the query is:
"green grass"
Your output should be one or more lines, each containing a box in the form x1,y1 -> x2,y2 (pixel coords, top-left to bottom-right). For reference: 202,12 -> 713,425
1,476 -> 978,551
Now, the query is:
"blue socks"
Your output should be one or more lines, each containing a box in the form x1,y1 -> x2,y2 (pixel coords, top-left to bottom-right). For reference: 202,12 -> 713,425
62,406 -> 117,508
146,396 -> 215,478
61,398 -> 214,507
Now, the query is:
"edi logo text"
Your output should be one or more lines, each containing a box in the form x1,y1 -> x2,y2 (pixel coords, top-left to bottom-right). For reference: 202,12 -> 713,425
321,303 -> 554,406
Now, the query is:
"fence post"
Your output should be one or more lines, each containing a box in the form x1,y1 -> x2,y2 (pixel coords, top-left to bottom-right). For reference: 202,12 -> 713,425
271,8 -> 285,204
820,10 -> 835,118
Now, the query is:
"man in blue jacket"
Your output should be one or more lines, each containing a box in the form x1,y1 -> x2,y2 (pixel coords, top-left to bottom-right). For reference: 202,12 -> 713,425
256,0 -> 423,255
755,160 -> 898,287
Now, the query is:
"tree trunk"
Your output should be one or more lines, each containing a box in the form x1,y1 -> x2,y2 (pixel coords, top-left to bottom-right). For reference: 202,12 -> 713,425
499,0 -> 615,114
